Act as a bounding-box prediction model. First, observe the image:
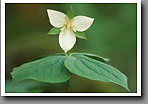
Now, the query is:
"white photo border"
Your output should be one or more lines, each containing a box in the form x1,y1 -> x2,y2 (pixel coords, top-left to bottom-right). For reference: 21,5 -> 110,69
1,0 -> 141,96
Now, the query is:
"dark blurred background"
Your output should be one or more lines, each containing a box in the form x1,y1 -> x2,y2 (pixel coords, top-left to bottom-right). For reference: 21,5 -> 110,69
5,3 -> 137,93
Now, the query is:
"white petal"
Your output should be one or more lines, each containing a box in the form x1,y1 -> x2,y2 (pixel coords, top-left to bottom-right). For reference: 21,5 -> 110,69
47,9 -> 66,28
72,16 -> 94,32
59,29 -> 76,53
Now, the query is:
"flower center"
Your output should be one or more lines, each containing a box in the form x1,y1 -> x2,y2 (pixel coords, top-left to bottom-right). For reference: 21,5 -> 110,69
61,18 -> 76,32
66,22 -> 71,29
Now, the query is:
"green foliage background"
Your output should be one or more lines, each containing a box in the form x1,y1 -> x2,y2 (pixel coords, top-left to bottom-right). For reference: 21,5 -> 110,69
6,3 -> 137,93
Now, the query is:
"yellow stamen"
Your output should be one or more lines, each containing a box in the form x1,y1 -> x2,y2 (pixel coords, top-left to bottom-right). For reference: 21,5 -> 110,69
62,17 -> 76,32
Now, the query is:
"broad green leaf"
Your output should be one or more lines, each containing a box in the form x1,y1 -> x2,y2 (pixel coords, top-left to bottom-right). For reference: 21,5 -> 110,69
74,31 -> 87,40
11,54 -> 72,83
47,27 -> 61,35
67,6 -> 74,20
71,53 -> 109,62
64,55 -> 129,91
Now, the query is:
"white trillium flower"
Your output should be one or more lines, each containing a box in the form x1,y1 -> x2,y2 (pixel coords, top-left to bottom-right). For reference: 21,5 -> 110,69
47,9 -> 94,53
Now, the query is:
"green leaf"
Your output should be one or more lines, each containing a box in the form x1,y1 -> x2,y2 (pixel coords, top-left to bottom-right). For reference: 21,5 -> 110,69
11,54 -> 72,83
47,27 -> 61,35
67,6 -> 74,19
75,31 -> 87,40
64,54 -> 129,91
71,53 -> 109,62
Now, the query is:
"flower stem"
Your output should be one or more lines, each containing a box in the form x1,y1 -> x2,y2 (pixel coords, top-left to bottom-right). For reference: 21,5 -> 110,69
67,51 -> 70,56
66,79 -> 70,92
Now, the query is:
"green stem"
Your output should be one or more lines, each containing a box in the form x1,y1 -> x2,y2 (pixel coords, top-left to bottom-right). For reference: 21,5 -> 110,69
67,51 -> 70,56
66,79 -> 70,92
65,52 -> 70,92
